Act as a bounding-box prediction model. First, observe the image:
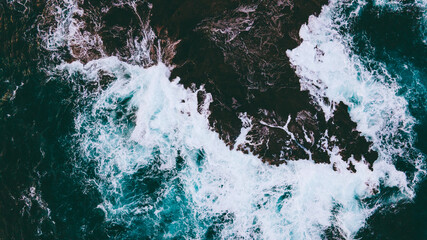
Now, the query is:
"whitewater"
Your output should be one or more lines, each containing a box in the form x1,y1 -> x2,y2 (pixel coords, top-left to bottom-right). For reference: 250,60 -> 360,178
33,0 -> 426,239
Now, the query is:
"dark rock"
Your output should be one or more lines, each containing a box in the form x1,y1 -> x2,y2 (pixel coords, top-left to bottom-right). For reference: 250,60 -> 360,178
52,0 -> 379,171
327,102 -> 377,169
149,0 -> 378,170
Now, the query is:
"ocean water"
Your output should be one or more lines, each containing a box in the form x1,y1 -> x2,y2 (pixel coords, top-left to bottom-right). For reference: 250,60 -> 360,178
0,0 -> 426,239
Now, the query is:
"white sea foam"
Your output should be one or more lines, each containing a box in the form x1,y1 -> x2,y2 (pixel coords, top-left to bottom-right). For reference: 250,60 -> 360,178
46,0 -> 425,238
235,112 -> 252,148
19,186 -> 53,236
57,55 -> 411,239
38,0 -> 105,62
287,0 -> 424,187
39,0 -> 156,66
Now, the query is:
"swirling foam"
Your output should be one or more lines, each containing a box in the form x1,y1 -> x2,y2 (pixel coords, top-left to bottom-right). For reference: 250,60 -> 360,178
55,56 -> 411,239
43,0 -> 425,238
287,0 -> 425,187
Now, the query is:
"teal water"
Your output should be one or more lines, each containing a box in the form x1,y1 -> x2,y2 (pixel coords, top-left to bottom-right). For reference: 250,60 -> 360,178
347,1 -> 427,238
0,0 -> 426,239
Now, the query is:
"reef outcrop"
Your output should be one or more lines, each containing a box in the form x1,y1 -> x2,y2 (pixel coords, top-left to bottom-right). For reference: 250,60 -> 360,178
43,0 -> 378,170
148,0 -> 378,169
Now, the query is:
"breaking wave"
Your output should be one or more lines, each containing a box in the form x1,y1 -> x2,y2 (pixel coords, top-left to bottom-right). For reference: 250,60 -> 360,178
36,0 -> 426,238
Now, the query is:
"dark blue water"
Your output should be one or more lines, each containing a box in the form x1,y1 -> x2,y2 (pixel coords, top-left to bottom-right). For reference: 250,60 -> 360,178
0,0 -> 426,239
347,1 -> 427,238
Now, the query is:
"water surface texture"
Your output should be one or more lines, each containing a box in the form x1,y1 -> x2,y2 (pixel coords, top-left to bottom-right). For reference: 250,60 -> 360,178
0,0 -> 426,239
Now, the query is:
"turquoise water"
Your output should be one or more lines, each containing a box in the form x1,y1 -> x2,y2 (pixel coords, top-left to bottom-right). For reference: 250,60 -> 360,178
0,0 -> 426,239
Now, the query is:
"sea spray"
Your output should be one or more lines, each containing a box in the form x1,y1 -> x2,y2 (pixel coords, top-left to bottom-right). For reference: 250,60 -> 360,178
54,56 -> 412,239
287,0 -> 425,187
6,0 -> 422,238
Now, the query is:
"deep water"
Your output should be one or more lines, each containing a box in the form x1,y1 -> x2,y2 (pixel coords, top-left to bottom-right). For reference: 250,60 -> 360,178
0,0 -> 426,239
348,1 -> 427,238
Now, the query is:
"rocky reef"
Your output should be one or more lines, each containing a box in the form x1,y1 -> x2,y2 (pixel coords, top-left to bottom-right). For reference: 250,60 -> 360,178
148,0 -> 378,169
33,0 -> 377,170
